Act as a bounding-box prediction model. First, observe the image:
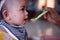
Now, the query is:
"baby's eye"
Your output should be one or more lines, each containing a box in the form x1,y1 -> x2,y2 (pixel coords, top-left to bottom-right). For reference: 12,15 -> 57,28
21,8 -> 25,11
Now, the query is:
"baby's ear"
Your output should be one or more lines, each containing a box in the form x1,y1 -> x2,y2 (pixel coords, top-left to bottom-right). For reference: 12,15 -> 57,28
2,10 -> 9,19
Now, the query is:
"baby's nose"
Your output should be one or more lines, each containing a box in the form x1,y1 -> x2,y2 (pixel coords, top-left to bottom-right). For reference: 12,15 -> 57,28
25,11 -> 28,16
25,11 -> 28,19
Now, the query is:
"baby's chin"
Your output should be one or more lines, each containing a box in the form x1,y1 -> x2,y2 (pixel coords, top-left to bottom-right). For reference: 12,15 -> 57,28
23,20 -> 27,24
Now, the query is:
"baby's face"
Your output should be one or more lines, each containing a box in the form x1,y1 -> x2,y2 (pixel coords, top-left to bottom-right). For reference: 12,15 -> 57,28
8,0 -> 28,25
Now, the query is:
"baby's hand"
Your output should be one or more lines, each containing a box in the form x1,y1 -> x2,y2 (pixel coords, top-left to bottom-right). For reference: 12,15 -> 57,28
43,7 -> 60,27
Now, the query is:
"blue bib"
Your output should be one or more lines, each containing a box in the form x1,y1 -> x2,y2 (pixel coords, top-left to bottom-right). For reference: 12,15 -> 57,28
0,20 -> 28,40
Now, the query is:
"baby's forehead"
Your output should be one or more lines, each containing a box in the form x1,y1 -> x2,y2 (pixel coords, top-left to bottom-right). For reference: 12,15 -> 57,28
6,0 -> 26,5
12,0 -> 26,8
13,0 -> 26,6
6,0 -> 26,9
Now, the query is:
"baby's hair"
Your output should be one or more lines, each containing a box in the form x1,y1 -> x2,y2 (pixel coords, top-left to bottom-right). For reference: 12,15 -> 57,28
0,0 -> 7,19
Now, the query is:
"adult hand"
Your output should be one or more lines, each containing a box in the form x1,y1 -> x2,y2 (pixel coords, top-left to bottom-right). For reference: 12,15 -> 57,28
43,7 -> 60,27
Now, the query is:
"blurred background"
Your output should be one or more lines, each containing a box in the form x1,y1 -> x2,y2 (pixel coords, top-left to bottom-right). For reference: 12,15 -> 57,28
25,0 -> 60,40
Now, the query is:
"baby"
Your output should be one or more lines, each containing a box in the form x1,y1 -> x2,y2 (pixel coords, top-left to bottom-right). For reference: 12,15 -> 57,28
0,0 -> 28,40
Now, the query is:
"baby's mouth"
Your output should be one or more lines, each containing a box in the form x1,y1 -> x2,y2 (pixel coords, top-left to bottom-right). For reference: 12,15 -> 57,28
24,15 -> 28,21
24,18 -> 28,24
24,18 -> 28,21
